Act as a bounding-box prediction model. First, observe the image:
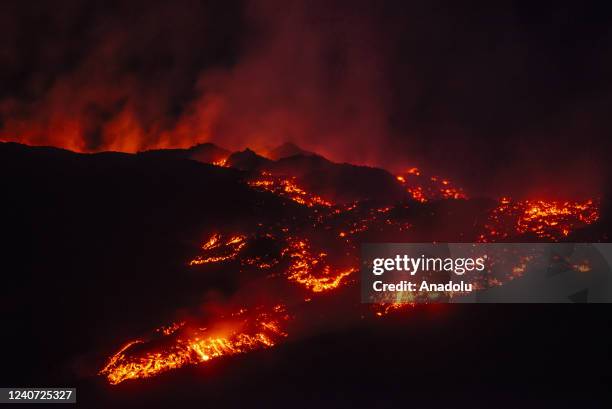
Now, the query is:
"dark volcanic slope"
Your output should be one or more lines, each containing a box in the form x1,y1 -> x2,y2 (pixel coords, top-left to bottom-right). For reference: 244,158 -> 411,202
227,147 -> 274,170
0,142 -> 304,386
267,142 -> 315,160
227,146 -> 405,203
266,154 -> 405,203
139,142 -> 230,163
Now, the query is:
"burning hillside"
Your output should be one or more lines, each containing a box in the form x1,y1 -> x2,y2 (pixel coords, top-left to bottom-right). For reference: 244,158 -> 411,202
479,197 -> 600,242
90,143 -> 602,385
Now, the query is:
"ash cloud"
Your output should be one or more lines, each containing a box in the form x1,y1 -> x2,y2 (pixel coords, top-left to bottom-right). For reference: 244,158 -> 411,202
1,0 -> 611,197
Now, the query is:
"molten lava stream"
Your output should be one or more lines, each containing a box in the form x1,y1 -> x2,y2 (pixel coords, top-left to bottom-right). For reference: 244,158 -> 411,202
99,306 -> 288,385
248,172 -> 332,207
281,237 -> 356,293
188,233 -> 247,265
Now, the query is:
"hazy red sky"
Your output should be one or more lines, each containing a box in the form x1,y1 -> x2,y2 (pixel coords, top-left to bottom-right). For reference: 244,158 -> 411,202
1,0 -> 611,196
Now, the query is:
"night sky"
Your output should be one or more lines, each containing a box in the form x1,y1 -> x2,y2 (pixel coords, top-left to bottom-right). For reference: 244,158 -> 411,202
1,0 -> 611,196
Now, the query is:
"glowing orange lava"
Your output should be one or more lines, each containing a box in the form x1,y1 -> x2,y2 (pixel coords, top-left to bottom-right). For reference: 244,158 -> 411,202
212,158 -> 228,167
282,238 -> 355,292
189,234 -> 247,265
407,186 -> 427,203
395,168 -> 467,202
99,306 -> 288,385
99,158 -> 602,386
248,172 -> 332,207
480,198 -> 599,241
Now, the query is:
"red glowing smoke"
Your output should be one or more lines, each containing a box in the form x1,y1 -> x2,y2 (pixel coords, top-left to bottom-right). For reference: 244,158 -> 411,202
0,1 -> 392,166
1,0 -> 610,197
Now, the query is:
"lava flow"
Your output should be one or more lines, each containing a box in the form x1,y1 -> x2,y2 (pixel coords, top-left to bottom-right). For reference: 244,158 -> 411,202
248,172 -> 332,207
480,197 -> 599,241
282,237 -> 356,293
100,306 -> 288,385
189,234 -> 247,265
396,168 -> 467,202
99,163 -> 600,386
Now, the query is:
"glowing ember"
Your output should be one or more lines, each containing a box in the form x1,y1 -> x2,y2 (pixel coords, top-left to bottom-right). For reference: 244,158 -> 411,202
395,169 -> 467,202
212,158 -> 228,167
511,255 -> 534,277
156,321 -> 186,336
373,302 -> 413,317
573,262 -> 591,273
241,255 -> 279,270
407,186 -> 427,203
